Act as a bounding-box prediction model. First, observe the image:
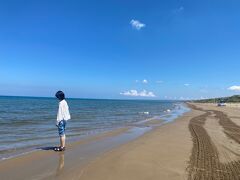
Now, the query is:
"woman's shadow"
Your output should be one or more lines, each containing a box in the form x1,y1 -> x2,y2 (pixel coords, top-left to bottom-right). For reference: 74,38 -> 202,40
38,146 -> 58,151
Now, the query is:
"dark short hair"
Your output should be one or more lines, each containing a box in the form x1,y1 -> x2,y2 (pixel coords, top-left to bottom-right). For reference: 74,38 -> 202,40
55,91 -> 65,100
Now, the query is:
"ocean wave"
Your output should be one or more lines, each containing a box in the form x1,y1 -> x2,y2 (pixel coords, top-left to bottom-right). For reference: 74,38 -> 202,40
164,109 -> 171,113
139,112 -> 149,115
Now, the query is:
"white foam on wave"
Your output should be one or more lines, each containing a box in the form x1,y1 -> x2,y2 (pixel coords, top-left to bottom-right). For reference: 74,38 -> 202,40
164,109 -> 171,113
139,112 -> 150,115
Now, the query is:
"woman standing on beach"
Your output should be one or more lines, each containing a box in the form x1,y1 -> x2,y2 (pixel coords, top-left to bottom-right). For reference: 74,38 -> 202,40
54,91 -> 71,151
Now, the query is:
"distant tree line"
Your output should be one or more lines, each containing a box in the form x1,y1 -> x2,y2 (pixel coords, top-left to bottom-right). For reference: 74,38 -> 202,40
193,95 -> 240,103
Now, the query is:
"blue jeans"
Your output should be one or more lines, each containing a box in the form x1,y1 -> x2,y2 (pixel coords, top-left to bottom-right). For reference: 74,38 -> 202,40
57,120 -> 67,137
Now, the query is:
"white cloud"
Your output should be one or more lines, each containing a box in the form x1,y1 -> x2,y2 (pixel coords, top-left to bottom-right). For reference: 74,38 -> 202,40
200,96 -> 208,100
135,79 -> 148,84
184,83 -> 190,86
120,89 -> 156,97
228,85 -> 240,91
130,19 -> 146,30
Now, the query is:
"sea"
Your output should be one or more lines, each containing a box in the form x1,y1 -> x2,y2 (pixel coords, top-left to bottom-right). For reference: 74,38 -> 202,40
0,96 -> 189,160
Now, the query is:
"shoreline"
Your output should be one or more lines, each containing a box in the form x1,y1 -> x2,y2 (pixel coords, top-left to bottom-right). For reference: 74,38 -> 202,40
0,103 -> 188,162
0,104 -> 189,179
3,103 -> 239,179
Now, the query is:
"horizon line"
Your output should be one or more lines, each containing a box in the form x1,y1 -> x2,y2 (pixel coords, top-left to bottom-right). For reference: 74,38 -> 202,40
0,94 -> 187,101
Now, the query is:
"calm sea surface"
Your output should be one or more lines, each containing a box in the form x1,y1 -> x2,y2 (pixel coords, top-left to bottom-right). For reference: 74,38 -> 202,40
0,96 -> 189,160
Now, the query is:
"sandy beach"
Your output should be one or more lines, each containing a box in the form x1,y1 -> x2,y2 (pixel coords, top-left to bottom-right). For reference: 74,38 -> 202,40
1,103 -> 240,180
2,1 -> 239,179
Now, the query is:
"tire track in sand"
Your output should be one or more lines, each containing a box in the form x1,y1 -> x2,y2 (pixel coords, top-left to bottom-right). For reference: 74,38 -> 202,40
213,110 -> 240,144
187,104 -> 240,180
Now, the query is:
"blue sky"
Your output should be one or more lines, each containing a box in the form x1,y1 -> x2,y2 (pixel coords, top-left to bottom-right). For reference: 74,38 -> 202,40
1,0 -> 240,100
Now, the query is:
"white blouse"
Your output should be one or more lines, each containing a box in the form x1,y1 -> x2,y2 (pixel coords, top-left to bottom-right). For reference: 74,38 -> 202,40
57,99 -> 71,123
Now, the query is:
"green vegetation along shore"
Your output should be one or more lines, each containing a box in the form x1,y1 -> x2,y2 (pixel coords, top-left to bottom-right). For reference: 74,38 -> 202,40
194,95 -> 240,103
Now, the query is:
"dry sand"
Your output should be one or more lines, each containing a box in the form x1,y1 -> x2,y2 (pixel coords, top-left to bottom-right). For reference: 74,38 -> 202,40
0,103 -> 240,180
187,103 -> 240,180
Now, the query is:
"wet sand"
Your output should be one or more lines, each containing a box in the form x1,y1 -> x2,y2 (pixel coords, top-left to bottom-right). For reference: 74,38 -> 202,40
1,103 -> 240,180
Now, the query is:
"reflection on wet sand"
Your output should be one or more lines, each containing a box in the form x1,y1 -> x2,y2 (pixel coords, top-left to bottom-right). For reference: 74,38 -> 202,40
56,152 -> 65,177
